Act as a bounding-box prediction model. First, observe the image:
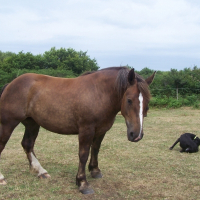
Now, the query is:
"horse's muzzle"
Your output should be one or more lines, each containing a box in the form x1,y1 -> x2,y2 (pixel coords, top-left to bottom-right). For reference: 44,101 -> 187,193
128,132 -> 144,142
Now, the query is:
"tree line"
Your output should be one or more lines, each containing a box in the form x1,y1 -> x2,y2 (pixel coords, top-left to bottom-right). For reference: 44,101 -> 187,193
0,47 -> 200,108
0,47 -> 99,89
136,67 -> 200,108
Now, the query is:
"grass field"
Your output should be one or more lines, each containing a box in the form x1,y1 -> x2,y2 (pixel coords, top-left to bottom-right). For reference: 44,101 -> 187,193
0,108 -> 200,200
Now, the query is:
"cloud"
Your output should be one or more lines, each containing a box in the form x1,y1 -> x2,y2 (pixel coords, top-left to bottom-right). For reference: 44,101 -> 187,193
0,0 -> 200,70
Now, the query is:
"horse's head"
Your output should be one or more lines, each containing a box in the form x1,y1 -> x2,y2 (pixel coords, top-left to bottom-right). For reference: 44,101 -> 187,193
121,69 -> 156,142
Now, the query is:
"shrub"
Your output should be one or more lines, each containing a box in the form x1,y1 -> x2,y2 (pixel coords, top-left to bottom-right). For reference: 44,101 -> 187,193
167,98 -> 182,108
149,95 -> 200,109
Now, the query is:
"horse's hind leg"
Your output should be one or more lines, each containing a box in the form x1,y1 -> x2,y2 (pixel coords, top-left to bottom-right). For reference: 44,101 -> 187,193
21,118 -> 50,179
0,121 -> 20,185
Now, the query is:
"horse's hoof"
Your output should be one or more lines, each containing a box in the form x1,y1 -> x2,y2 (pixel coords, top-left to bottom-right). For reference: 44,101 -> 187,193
79,185 -> 94,194
91,171 -> 103,179
0,179 -> 7,185
38,173 -> 51,179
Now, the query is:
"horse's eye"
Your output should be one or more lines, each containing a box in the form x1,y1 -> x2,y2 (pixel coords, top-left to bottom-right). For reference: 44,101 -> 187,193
127,99 -> 132,105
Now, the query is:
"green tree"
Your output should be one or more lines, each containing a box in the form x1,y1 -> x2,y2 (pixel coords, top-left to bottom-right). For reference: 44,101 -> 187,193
0,47 -> 99,88
0,51 -> 41,73
43,47 -> 99,75
136,67 -> 154,79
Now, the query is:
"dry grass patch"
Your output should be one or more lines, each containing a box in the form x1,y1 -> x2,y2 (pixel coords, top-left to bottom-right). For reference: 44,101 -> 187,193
0,107 -> 200,199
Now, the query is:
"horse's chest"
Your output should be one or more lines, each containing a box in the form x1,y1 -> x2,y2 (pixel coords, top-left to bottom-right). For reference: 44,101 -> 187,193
95,117 -> 116,135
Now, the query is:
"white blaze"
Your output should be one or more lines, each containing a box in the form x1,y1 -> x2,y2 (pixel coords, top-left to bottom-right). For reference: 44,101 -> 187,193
30,153 -> 47,176
138,93 -> 143,138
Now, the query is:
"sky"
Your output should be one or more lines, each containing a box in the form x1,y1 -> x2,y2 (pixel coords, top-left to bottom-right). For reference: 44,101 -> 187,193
1,0 -> 200,71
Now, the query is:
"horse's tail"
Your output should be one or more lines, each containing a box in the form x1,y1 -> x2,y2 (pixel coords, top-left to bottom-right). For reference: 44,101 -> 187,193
0,84 -> 9,98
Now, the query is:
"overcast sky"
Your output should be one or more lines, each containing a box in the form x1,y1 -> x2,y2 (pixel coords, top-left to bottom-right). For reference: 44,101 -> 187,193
1,0 -> 200,71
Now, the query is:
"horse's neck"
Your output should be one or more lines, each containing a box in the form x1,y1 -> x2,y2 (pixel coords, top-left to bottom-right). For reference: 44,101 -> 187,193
82,69 -> 125,114
103,74 -> 124,114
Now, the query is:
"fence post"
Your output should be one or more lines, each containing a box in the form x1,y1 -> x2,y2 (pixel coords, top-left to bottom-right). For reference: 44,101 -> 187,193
176,88 -> 178,100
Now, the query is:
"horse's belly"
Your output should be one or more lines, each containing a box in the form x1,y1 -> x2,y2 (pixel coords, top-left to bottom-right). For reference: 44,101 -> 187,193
29,106 -> 79,135
36,117 -> 78,135
42,123 -> 78,135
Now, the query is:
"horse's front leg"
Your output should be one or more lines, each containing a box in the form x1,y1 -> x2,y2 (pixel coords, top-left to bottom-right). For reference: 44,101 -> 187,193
88,133 -> 105,178
76,127 -> 95,194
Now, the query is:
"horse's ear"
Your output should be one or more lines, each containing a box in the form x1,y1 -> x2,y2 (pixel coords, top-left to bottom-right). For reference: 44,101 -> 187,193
128,68 -> 136,85
145,71 -> 156,85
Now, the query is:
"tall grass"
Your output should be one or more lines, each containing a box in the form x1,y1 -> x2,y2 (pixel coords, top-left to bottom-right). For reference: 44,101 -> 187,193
0,108 -> 200,199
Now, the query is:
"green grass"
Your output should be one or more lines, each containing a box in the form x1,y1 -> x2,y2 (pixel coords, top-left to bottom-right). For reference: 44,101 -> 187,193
0,107 -> 200,199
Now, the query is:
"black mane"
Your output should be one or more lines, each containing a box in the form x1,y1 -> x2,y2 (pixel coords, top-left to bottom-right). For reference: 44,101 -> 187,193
81,66 -> 150,100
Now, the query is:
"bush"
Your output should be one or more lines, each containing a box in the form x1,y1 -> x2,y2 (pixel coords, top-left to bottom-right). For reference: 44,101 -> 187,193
167,98 -> 182,108
149,95 -> 200,109
149,95 -> 170,108
193,102 -> 200,109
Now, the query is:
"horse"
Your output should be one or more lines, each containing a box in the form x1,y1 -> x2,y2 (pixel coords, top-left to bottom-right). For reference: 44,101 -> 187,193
0,67 -> 155,194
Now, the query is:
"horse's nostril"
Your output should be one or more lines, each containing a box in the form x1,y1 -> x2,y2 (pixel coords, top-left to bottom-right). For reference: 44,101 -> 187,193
130,132 -> 134,137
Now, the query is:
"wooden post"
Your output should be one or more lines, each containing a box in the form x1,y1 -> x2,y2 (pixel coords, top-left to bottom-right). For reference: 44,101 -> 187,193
176,88 -> 178,100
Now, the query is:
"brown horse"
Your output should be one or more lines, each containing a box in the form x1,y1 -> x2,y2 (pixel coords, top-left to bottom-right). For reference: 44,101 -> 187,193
0,67 -> 155,194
